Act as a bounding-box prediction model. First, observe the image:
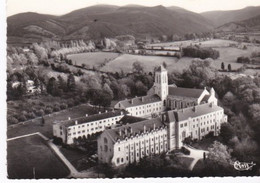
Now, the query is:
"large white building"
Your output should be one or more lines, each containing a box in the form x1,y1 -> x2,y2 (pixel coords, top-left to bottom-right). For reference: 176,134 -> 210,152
115,65 -> 218,117
98,103 -> 227,167
53,110 -> 125,144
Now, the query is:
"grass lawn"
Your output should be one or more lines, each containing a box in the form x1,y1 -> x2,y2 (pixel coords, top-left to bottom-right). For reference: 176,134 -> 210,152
67,52 -> 120,68
7,104 -> 98,139
60,147 -> 97,172
7,134 -> 70,179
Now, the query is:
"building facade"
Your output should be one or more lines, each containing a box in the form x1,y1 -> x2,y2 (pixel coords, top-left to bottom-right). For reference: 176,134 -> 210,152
98,103 -> 227,167
53,110 -> 125,144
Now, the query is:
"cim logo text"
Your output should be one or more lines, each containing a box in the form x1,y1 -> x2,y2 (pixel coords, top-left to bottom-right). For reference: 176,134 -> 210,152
233,161 -> 256,171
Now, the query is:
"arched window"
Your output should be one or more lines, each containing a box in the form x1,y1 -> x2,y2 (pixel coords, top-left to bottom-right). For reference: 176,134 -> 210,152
104,145 -> 108,152
163,100 -> 166,106
104,137 -> 108,143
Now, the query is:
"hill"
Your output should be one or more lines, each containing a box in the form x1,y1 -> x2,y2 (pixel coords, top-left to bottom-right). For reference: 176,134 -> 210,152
201,6 -> 260,27
216,14 -> 260,32
7,5 -> 213,45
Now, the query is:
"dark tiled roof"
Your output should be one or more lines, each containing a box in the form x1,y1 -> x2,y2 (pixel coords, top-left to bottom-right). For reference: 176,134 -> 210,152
117,94 -> 161,108
168,86 -> 205,99
119,115 -> 146,125
155,65 -> 167,72
105,118 -> 165,142
201,95 -> 210,102
166,103 -> 223,122
57,110 -> 126,127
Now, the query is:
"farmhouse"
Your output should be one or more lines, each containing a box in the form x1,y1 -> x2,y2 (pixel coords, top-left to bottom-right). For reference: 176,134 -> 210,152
115,65 -> 218,117
53,110 -> 126,144
98,103 -> 227,167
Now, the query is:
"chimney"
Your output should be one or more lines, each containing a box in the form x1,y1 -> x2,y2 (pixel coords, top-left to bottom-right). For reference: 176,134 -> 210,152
119,129 -> 122,136
131,99 -> 134,104
142,97 -> 145,102
75,120 -> 78,125
153,123 -> 156,130
68,117 -> 71,120
85,114 -> 88,117
130,127 -> 133,134
99,111 -> 101,114
105,110 -> 108,113
193,106 -> 196,112
125,128 -> 127,136
144,125 -> 146,133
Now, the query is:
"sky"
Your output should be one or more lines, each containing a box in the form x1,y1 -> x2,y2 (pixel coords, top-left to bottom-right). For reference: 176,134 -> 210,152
6,0 -> 260,17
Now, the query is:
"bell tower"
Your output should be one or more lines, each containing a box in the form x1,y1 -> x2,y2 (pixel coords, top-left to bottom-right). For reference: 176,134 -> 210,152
154,65 -> 168,103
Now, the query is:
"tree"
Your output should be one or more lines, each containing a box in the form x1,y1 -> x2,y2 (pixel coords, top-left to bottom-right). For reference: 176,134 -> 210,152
219,123 -> 235,144
132,61 -> 144,74
207,141 -> 232,166
228,64 -> 232,72
135,81 -> 148,96
47,77 -> 59,96
103,83 -> 114,99
67,74 -> 76,92
221,62 -> 225,70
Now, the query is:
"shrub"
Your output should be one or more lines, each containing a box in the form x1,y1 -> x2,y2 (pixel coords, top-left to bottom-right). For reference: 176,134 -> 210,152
60,103 -> 68,110
67,99 -> 75,107
18,114 -> 27,122
237,56 -> 250,64
53,105 -> 61,112
45,106 -> 53,114
36,109 -> 45,116
182,46 -> 219,59
26,112 -> 36,119
7,116 -> 19,124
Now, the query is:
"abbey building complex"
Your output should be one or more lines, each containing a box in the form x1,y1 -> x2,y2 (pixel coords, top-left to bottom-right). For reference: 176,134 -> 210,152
53,65 -> 227,167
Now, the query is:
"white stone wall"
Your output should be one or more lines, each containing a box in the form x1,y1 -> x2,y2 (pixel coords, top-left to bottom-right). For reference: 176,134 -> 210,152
100,127 -> 168,167
125,101 -> 164,117
66,114 -> 124,144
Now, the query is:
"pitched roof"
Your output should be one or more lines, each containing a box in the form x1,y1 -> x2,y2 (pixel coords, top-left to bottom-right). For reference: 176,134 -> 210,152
56,110 -> 126,127
104,117 -> 165,142
166,103 -> 223,122
117,94 -> 161,108
119,115 -> 146,125
201,95 -> 210,102
155,65 -> 167,72
168,86 -> 205,99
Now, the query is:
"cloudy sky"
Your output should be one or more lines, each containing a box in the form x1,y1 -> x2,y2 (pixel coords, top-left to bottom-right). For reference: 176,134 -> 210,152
7,0 -> 260,16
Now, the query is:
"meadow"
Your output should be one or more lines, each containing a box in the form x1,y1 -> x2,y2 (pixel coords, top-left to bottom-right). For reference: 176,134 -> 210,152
7,134 -> 70,179
67,39 -> 260,75
67,52 -> 120,68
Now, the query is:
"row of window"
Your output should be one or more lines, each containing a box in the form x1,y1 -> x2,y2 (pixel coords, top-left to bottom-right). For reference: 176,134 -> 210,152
128,102 -> 162,111
67,117 -> 119,131
115,144 -> 168,165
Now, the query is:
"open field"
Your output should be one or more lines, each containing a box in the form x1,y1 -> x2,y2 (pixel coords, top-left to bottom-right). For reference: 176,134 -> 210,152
67,39 -> 260,74
7,104 -> 98,139
7,134 -> 69,179
100,54 -> 176,73
67,52 -> 120,68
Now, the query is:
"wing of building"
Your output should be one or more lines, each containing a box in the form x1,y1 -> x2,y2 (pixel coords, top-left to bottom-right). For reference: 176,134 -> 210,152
53,110 -> 126,144
98,103 -> 227,167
